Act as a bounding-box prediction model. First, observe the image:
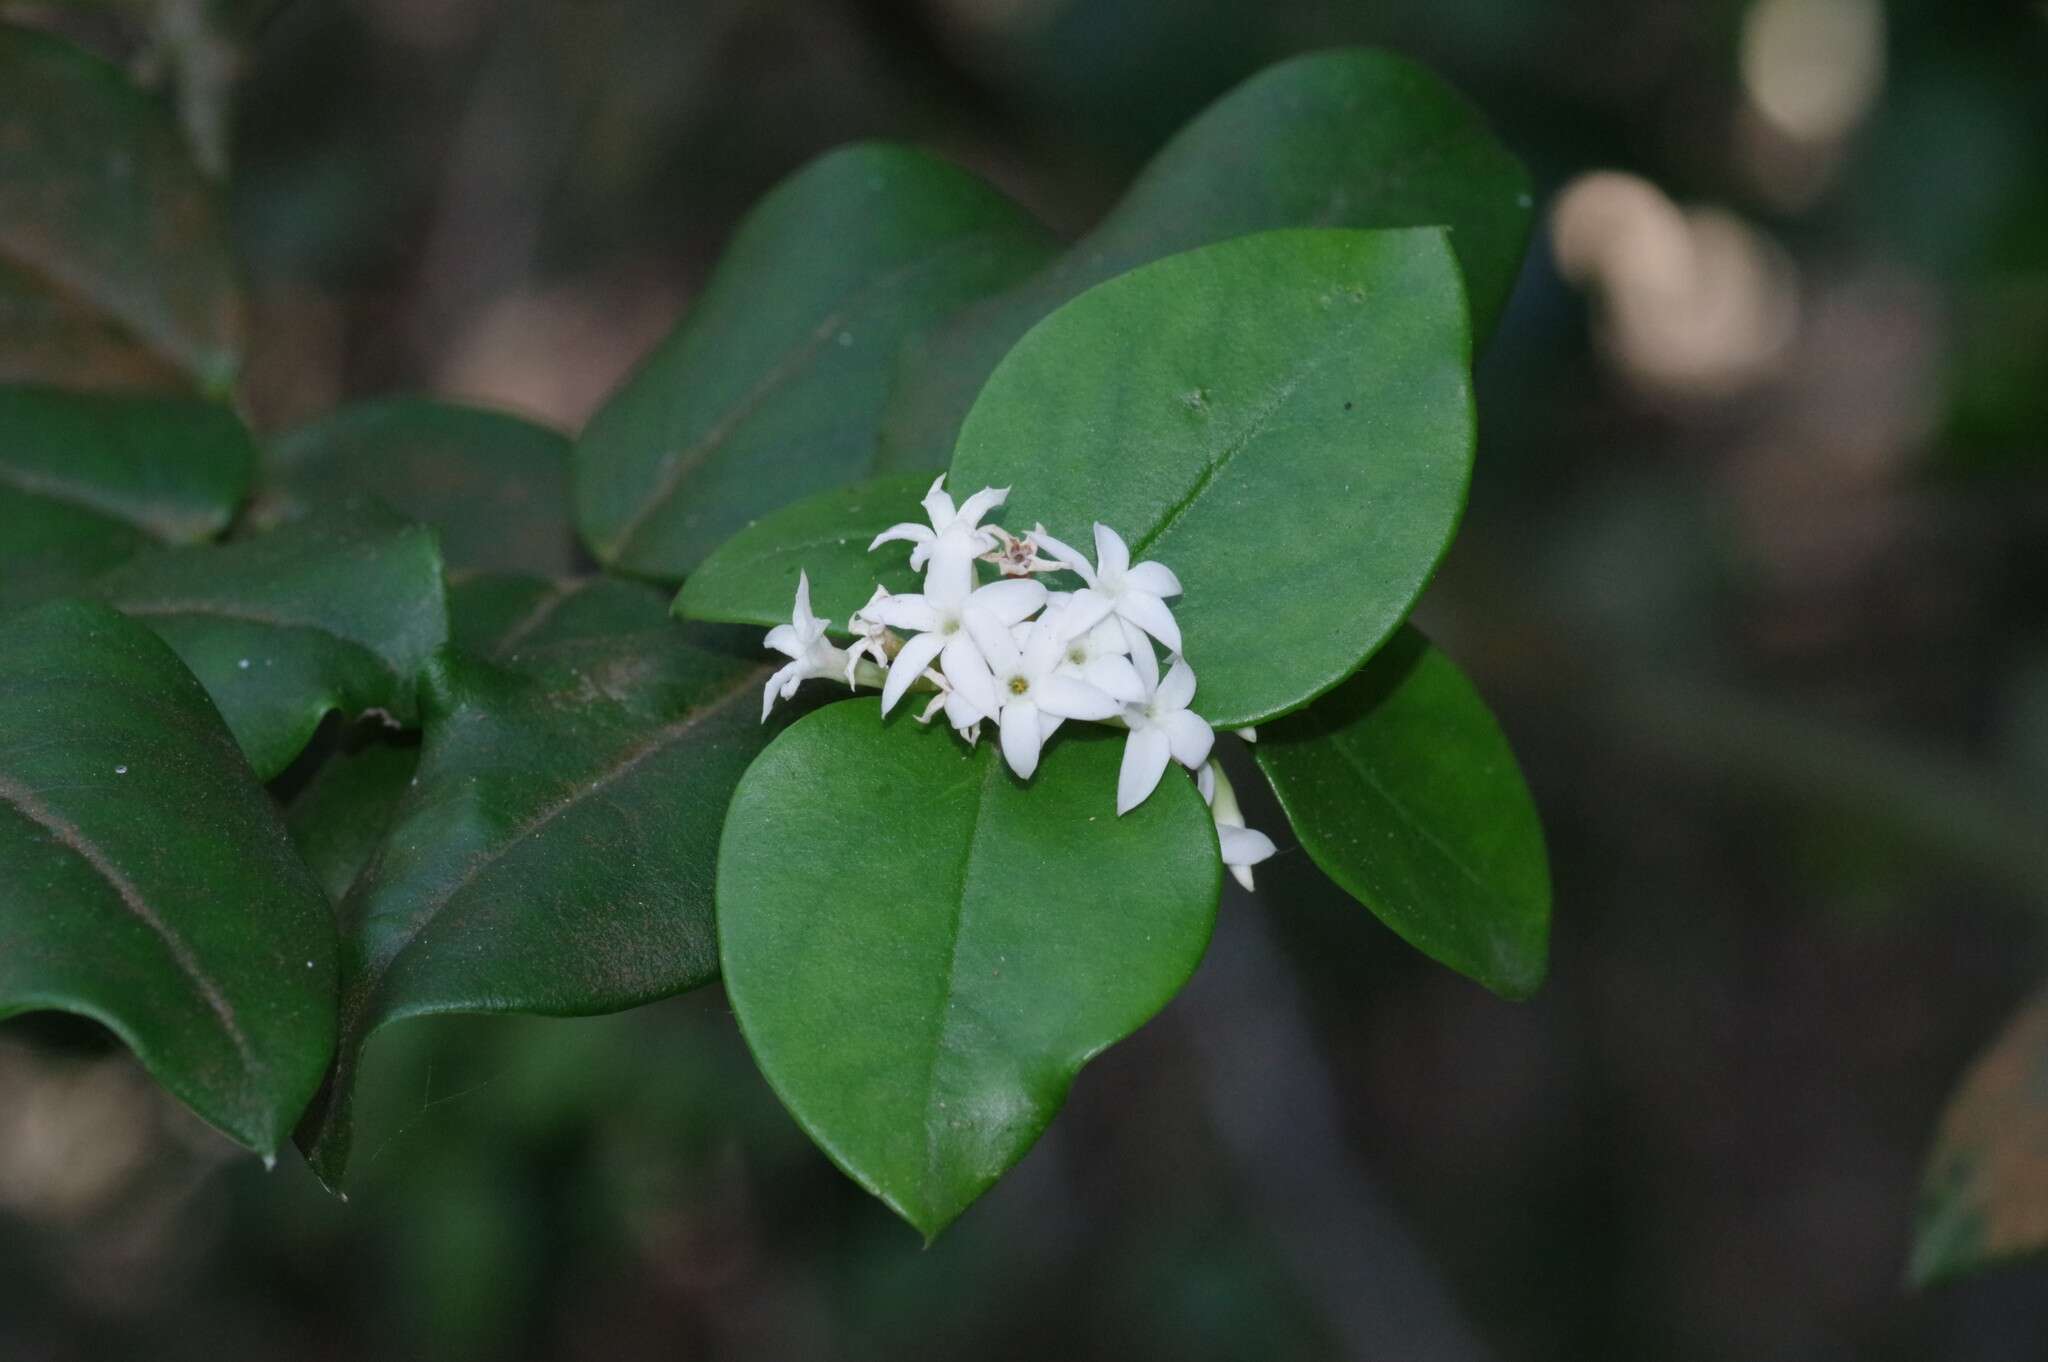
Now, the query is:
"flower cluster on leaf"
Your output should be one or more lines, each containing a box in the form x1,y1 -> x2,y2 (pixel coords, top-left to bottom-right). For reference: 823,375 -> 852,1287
761,476 -> 1276,887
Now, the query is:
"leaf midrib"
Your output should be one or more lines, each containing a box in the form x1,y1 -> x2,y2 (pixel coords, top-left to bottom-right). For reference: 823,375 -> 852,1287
0,769 -> 259,1072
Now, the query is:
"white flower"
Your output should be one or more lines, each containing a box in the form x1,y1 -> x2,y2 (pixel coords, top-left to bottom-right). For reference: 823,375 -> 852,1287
761,571 -> 849,721
1198,761 -> 1277,892
1034,521 -> 1185,655
964,607 -> 1121,780
1047,594 -> 1145,704
843,586 -> 895,685
870,476 -> 1008,578
1116,653 -> 1214,814
862,566 -> 1044,721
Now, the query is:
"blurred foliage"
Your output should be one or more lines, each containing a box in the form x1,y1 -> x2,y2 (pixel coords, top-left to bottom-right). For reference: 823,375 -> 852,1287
3,0 -> 2048,1358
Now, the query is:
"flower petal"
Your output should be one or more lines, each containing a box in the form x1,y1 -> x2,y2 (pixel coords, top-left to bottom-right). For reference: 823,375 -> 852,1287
999,701 -> 1043,779
792,570 -> 816,631
1092,523 -> 1131,583
1218,825 -> 1277,868
1117,726 -> 1172,815
1038,709 -> 1064,744
1162,708 -> 1214,769
919,475 -> 955,530
922,539 -> 977,609
1115,588 -> 1182,653
1229,863 -> 1257,893
1059,587 -> 1117,640
1123,559 -> 1182,598
880,629 -> 945,715
963,606 -> 1021,677
1083,654 -> 1146,705
1030,524 -> 1096,587
954,484 -> 1009,529
1196,760 -> 1218,805
969,576 -> 1047,624
862,594 -> 939,633
761,660 -> 801,722
1123,619 -> 1159,693
1034,673 -> 1121,722
1156,655 -> 1198,712
869,522 -> 934,554
941,634 -> 999,720
763,623 -> 803,659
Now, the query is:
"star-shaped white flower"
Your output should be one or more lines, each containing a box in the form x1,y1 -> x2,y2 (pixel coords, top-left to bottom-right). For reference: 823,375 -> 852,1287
870,476 -> 1008,578
1116,651 -> 1214,814
1033,521 -> 1185,654
964,606 -> 1121,779
761,571 -> 849,721
1198,761 -> 1277,891
861,566 -> 1044,721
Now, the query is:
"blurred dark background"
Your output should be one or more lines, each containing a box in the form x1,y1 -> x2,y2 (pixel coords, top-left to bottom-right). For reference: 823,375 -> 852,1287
4,0 -> 2047,1357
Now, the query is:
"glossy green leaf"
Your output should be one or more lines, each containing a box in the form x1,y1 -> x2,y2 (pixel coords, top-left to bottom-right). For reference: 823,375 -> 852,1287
720,701 -> 1221,1239
1912,984 -> 2048,1286
295,626 -> 783,1188
0,600 -> 336,1154
574,143 -> 1056,580
1253,627 -> 1549,998
446,571 -> 671,660
91,505 -> 449,780
0,385 -> 255,608
260,399 -> 576,576
879,47 -> 1529,470
673,471 -> 932,634
0,25 -> 241,392
949,228 -> 1474,727
283,735 -> 418,905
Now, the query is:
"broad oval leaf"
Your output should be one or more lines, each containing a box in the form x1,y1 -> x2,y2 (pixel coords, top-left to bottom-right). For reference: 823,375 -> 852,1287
574,142 -> 1056,581
0,600 -> 337,1154
879,47 -> 1529,470
260,399 -> 576,576
0,385 -> 254,608
91,504 -> 449,779
673,471 -> 932,634
1253,627 -> 1549,998
0,25 -> 241,392
720,700 -> 1220,1239
446,571 -> 671,660
949,227 -> 1474,726
295,626 -> 786,1187
1913,984 -> 2048,1286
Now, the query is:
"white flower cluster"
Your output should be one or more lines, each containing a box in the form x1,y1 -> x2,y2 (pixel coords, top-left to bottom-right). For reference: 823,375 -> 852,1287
760,477 -> 1277,889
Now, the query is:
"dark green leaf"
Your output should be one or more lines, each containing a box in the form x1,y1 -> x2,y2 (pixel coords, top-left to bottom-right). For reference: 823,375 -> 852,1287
1253,627 -> 1549,997
296,626 -> 784,1188
949,228 -> 1474,726
260,399 -> 576,576
1912,983 -> 2048,1286
574,143 -> 1056,581
283,734 -> 418,906
92,504 -> 449,780
672,471 -> 932,634
879,47 -> 1529,470
0,25 -> 241,392
720,700 -> 1220,1239
0,385 -> 255,608
446,571 -> 671,661
0,599 -> 336,1154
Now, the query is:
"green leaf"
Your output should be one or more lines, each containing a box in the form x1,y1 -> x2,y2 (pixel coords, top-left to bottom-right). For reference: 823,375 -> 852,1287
0,385 -> 255,608
879,47 -> 1529,470
574,143 -> 1056,581
91,504 -> 449,780
0,599 -> 336,1154
260,399 -> 576,576
446,571 -> 672,661
0,25 -> 242,392
283,733 -> 419,906
1252,627 -> 1549,998
672,471 -> 932,634
1912,984 -> 2048,1286
295,626 -> 785,1188
949,228 -> 1474,727
719,701 -> 1220,1239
